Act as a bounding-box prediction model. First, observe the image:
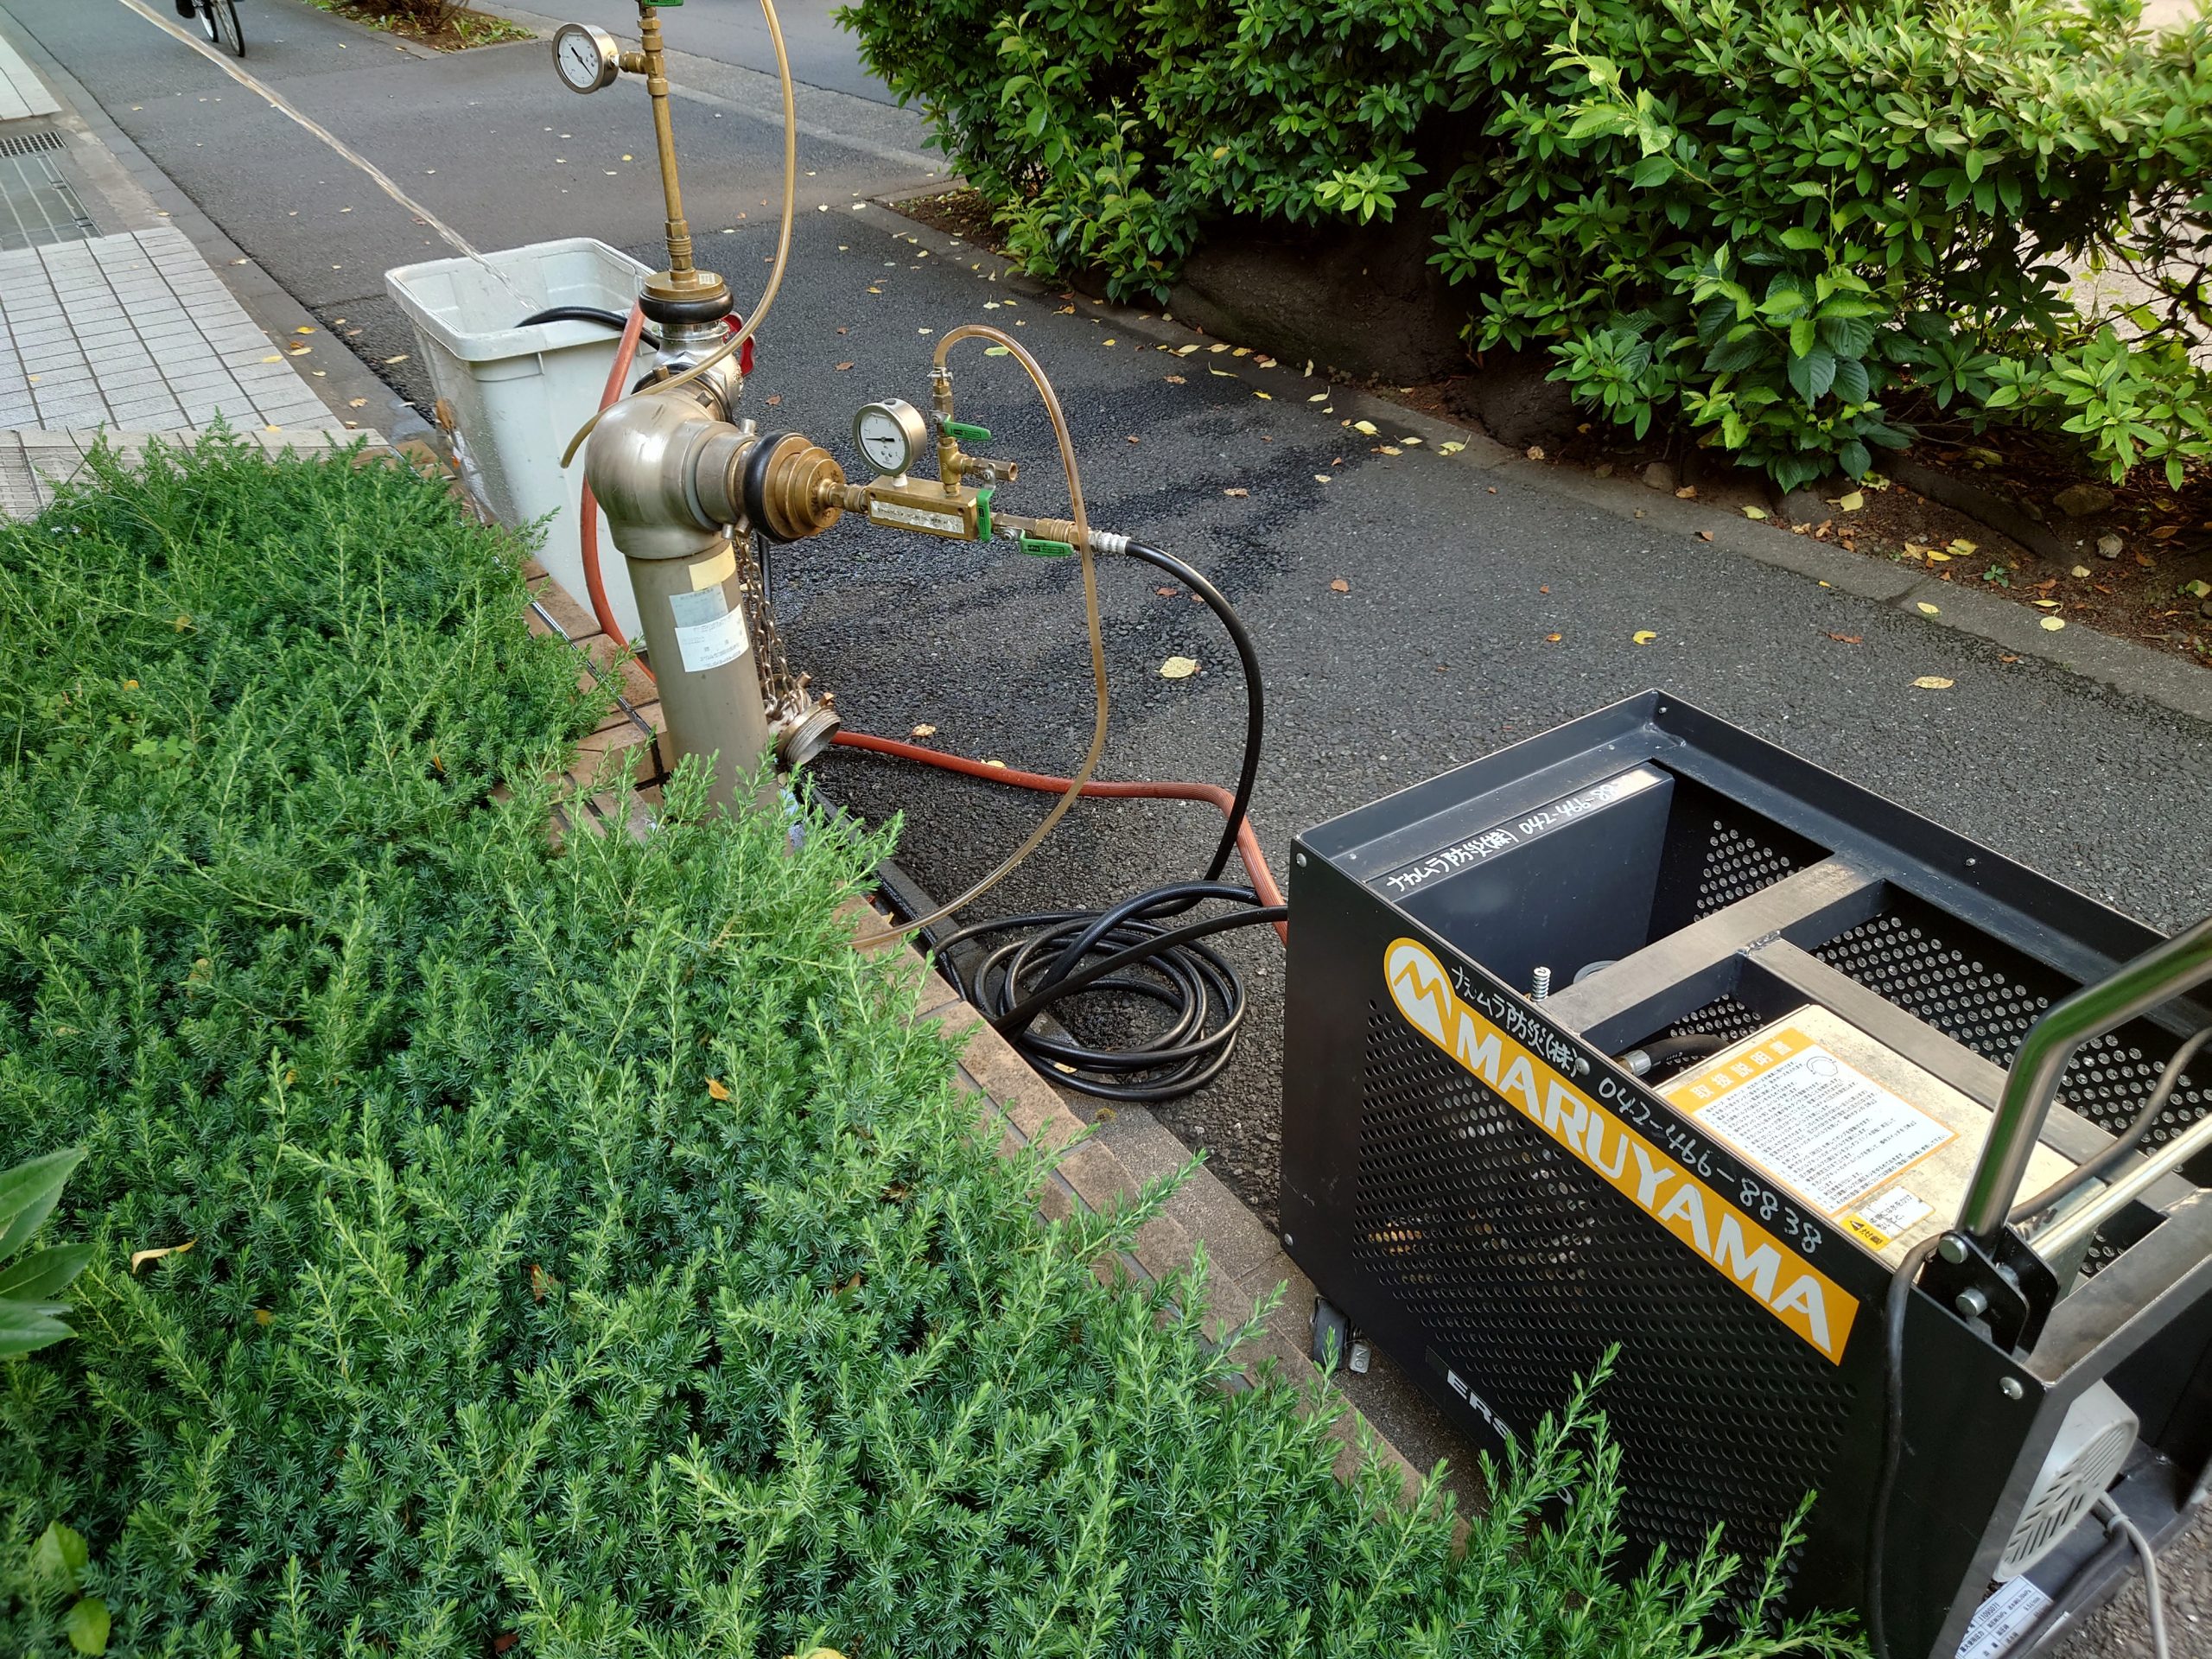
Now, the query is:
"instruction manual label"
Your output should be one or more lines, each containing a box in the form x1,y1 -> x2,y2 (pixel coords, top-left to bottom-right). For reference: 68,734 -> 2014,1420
667,588 -> 750,673
1664,1027 -> 1955,1216
1385,938 -> 1859,1363
1955,1577 -> 2050,1659
1846,1184 -> 1935,1250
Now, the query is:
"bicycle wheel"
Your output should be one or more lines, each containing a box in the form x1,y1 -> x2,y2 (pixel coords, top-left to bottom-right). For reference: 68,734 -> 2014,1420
206,0 -> 245,57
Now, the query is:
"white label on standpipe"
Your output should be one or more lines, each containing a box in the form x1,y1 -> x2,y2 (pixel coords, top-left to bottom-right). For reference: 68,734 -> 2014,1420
1664,1027 -> 1955,1216
869,499 -> 965,537
1956,1576 -> 2051,1659
667,588 -> 749,673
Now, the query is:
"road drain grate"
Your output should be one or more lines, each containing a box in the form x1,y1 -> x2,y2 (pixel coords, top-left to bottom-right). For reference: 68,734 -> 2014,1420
0,129 -> 67,158
0,152 -> 98,251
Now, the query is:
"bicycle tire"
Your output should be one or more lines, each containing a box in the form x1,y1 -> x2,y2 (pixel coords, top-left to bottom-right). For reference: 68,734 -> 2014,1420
207,0 -> 245,57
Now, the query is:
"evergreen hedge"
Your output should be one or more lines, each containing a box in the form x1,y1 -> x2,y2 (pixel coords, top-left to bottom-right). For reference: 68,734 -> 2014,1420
842,0 -> 2212,490
0,437 -> 1854,1656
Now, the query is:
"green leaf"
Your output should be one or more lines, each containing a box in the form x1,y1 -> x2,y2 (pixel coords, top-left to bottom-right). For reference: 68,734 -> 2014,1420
34,1522 -> 89,1587
1833,356 -> 1872,404
1629,153 -> 1675,188
1778,226 -> 1823,251
66,1596 -> 110,1656
0,1147 -> 85,1263
1789,317 -> 1816,359
0,1243 -> 92,1302
1787,346 -> 1837,402
0,1303 -> 76,1357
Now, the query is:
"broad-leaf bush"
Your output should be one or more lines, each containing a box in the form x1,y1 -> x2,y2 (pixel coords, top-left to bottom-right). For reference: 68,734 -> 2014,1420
843,0 -> 2212,488
0,437 -> 1860,1653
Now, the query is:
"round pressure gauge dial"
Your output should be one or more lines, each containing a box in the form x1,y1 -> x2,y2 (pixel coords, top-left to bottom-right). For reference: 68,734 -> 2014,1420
852,398 -> 930,477
551,22 -> 621,94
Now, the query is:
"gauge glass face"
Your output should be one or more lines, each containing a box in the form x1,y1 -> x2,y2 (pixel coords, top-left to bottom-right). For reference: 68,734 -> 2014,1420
555,28 -> 607,92
856,406 -> 915,474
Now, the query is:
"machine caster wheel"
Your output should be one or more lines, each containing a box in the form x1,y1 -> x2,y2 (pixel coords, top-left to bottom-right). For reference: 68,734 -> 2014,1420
1311,1297 -> 1351,1370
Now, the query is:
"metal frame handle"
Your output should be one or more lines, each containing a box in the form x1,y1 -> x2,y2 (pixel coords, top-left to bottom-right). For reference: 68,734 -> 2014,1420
1957,912 -> 2212,1247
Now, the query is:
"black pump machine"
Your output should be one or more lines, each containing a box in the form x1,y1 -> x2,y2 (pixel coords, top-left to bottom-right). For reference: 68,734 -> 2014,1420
1281,690 -> 2212,1659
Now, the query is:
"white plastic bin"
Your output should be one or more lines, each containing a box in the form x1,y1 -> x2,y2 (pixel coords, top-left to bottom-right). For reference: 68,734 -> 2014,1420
385,238 -> 650,640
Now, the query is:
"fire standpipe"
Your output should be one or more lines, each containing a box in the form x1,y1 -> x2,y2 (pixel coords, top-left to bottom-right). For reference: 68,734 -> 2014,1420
549,0 -> 1286,1102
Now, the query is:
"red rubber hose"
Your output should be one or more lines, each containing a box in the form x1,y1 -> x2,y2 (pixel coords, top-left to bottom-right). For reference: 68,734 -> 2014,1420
571,305 -> 1286,939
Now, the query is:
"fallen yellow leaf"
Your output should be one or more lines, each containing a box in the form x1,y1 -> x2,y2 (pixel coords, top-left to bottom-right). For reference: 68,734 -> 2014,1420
1173,343 -> 1199,356
1353,420 -> 1378,435
384,354 -> 410,365
1916,601 -> 1941,614
130,1240 -> 195,1273
1160,656 -> 1200,679
1631,630 -> 1658,645
2041,615 -> 2066,631
706,1077 -> 731,1101
1838,491 -> 1866,512
1307,392 -> 1329,403
1254,390 -> 1272,400
1377,445 -> 1402,456
1439,442 -> 1465,455
1223,486 -> 1249,498
910,723 -> 937,738
1313,474 -> 1332,483
1912,676 -> 1955,690
1742,505 -> 1769,520
1948,538 -> 1978,555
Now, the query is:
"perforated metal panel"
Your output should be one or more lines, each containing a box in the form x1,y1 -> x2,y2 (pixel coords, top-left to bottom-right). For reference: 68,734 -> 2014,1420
1694,818 -> 1802,916
1350,1003 -> 1857,1589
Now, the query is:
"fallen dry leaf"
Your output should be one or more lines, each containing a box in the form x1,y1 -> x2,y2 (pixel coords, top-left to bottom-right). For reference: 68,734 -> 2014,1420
130,1240 -> 195,1273
706,1077 -> 731,1101
910,723 -> 937,737
1948,538 -> 1978,555
1307,392 -> 1329,403
2151,525 -> 2179,540
1697,531 -> 1714,542
1353,419 -> 1379,435
1439,441 -> 1465,455
835,361 -> 855,371
2041,615 -> 2066,631
1675,485 -> 1696,499
1546,632 -> 1563,643
384,353 -> 410,365
347,398 -> 367,409
1164,374 -> 1185,385
1223,486 -> 1249,498
1913,676 -> 1955,690
1314,474 -> 1332,484
1330,578 -> 1350,593
1827,632 -> 1864,644
1377,445 -> 1402,456
529,1264 -> 549,1302
1529,446 -> 1548,461
1154,588 -> 1178,598
1160,656 -> 1200,679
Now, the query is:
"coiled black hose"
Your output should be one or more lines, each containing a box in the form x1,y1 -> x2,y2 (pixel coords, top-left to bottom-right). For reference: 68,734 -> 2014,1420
920,543 -> 1286,1103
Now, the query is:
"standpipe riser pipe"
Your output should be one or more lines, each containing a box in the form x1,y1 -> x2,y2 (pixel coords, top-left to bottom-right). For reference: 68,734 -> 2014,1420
584,387 -> 776,814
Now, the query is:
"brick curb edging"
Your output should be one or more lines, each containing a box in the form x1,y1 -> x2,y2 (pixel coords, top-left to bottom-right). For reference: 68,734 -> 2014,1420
523,554 -> 1433,1510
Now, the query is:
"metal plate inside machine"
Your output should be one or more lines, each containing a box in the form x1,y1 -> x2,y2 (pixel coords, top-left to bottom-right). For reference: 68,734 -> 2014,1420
1662,1006 -> 2078,1267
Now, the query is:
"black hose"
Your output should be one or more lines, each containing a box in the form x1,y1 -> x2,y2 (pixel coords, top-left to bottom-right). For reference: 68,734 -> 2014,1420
1123,543 -> 1262,884
1615,1031 -> 1729,1079
2012,1025 -> 2212,1229
893,543 -> 1281,1103
1867,1236 -> 1940,1659
516,307 -> 662,351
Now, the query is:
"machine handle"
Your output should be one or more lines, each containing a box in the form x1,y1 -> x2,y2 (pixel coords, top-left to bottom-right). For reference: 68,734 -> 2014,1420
1957,912 -> 2212,1246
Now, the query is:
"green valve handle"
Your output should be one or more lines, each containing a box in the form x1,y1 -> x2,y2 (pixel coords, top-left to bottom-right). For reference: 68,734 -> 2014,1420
974,486 -> 994,543
944,420 -> 992,445
1020,537 -> 1075,559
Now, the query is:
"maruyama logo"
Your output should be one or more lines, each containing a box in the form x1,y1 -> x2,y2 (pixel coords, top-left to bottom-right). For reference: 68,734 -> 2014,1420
1382,938 -> 1857,1363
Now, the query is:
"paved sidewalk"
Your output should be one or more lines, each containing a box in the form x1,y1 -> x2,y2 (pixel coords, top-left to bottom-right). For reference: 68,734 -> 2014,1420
0,5 -> 361,500
0,24 -> 57,119
0,226 -> 348,433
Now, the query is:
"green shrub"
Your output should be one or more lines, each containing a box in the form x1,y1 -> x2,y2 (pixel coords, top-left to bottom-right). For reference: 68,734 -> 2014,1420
844,0 -> 2212,489
0,436 -> 1855,1655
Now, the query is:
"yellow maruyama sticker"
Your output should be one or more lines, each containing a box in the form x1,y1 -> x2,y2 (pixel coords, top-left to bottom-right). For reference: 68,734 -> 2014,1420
1384,938 -> 1859,1363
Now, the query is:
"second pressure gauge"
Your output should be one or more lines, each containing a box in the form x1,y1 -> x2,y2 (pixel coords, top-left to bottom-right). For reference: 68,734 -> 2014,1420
551,22 -> 621,94
853,398 -> 930,478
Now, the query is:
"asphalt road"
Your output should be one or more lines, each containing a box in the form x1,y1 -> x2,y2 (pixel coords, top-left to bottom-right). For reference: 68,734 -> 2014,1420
4,3 -> 2209,1654
485,0 -> 893,105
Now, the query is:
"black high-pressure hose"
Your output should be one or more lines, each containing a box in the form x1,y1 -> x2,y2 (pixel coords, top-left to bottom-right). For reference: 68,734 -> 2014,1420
517,307 -> 663,351
920,543 -> 1287,1103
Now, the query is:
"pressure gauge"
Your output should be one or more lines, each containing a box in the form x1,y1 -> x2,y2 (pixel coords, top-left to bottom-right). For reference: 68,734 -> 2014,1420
551,22 -> 621,94
852,398 -> 930,478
